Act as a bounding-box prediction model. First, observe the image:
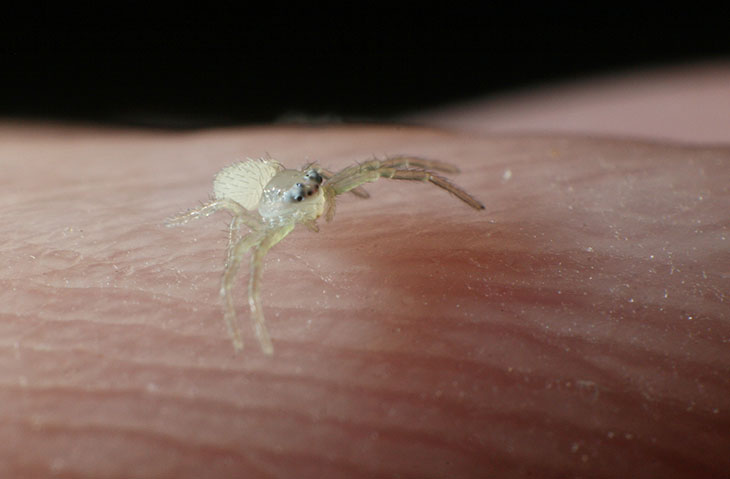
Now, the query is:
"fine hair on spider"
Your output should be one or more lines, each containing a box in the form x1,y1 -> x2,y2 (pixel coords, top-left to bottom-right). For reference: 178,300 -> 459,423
166,155 -> 484,354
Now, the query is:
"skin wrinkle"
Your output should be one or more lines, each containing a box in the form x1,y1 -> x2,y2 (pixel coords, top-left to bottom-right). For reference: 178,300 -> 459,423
1,124 -> 729,478
4,402 -> 482,467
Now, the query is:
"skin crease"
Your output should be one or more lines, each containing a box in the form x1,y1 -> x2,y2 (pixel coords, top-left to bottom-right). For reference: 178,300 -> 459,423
0,121 -> 728,479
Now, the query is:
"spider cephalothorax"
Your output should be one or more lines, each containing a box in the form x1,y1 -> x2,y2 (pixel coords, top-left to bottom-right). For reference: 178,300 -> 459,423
167,155 -> 484,354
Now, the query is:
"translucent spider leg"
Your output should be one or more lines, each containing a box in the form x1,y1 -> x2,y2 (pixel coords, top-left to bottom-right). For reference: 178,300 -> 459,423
165,198 -> 260,228
327,157 -> 460,190
316,166 -> 370,198
390,169 -> 485,210
378,155 -> 462,174
326,161 -> 485,210
247,224 -> 296,355
220,231 -> 264,351
226,213 -> 257,264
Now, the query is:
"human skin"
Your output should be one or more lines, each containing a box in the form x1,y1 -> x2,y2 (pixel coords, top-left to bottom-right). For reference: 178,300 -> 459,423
405,62 -> 730,144
0,122 -> 728,478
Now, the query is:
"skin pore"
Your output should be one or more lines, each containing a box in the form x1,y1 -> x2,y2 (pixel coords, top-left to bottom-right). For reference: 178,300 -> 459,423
1,120 -> 728,478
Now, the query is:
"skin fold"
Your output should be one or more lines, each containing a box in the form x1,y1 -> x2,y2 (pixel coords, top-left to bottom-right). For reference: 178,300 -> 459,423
0,123 -> 728,478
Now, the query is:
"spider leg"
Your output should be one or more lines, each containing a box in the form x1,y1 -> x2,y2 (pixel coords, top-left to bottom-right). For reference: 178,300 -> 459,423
317,166 -> 370,198
320,186 -> 337,222
327,161 -> 485,210
220,231 -> 264,351
225,214 -> 250,264
303,220 -> 320,233
379,155 -> 461,174
247,224 -> 296,355
389,169 -> 485,210
165,198 -> 260,229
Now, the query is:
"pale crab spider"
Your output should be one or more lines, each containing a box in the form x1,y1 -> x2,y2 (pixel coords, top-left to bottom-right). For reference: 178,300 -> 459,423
166,155 -> 484,354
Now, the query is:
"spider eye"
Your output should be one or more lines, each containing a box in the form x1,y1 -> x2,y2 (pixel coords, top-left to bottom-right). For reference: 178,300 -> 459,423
294,195 -> 303,202
306,170 -> 323,184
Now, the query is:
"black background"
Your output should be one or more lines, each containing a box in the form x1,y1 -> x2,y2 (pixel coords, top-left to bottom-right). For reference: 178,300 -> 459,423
2,5 -> 728,129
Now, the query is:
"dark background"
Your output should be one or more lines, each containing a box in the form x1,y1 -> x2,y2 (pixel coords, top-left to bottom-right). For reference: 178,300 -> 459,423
2,6 -> 727,129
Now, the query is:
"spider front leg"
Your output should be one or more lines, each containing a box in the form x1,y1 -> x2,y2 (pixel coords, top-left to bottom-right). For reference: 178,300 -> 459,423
327,159 -> 485,210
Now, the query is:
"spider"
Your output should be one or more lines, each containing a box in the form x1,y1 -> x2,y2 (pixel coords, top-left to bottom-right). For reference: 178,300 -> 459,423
166,155 -> 484,354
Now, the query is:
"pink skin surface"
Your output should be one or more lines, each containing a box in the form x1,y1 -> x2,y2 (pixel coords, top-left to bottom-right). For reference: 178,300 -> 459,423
1,101 -> 729,476
406,62 -> 730,144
